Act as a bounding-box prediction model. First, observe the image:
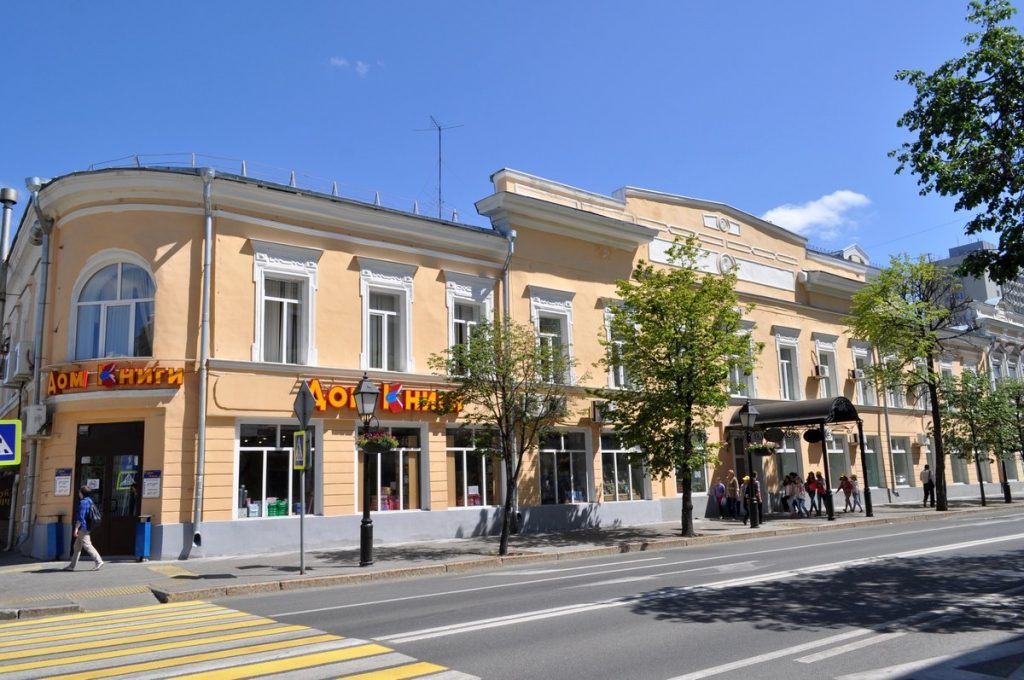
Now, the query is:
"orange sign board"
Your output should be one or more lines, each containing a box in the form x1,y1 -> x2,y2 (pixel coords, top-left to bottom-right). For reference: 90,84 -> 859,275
306,379 -> 457,414
48,363 -> 184,396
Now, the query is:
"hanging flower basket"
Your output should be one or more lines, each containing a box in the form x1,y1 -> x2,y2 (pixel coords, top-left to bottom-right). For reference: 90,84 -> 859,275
359,431 -> 398,453
748,443 -> 777,456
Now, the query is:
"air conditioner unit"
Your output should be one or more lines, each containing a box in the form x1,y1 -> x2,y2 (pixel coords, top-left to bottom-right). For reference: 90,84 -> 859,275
23,404 -> 49,437
3,342 -> 33,386
916,432 -> 930,446
849,369 -> 865,381
813,364 -> 830,379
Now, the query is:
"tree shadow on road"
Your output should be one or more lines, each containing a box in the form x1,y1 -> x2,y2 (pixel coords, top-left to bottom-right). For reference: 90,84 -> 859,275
628,549 -> 1024,635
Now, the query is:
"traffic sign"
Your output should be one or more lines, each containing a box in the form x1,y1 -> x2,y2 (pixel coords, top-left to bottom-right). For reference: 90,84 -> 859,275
0,420 -> 22,466
293,430 -> 307,471
293,382 -> 315,429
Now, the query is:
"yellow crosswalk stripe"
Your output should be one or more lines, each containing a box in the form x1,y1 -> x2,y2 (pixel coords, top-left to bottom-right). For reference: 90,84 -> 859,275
0,625 -> 310,673
340,662 -> 450,680
0,610 -> 249,647
0,604 -> 222,639
39,633 -> 340,679
173,643 -> 393,679
0,600 -> 208,630
0,616 -> 278,661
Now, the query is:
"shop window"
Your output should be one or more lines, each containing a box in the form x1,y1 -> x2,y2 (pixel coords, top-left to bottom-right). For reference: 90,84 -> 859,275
863,435 -> 884,488
826,435 -> 850,488
676,435 -> 709,494
890,437 -> 913,486
73,261 -> 155,360
775,434 -> 801,484
251,240 -> 320,365
951,451 -> 970,483
359,427 -> 421,511
601,433 -> 645,501
359,257 -> 416,373
539,431 -> 588,504
446,427 -> 501,507
237,424 -> 316,518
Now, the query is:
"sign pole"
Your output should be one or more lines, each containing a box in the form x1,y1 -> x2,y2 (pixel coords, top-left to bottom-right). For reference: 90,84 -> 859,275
292,382 -> 315,577
300,436 -> 306,576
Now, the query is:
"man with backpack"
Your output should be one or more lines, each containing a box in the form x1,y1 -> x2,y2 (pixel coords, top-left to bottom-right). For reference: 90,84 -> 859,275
64,485 -> 104,571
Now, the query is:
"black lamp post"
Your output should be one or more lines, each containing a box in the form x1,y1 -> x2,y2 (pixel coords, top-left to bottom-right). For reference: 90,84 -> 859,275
740,399 -> 759,529
355,372 -> 380,567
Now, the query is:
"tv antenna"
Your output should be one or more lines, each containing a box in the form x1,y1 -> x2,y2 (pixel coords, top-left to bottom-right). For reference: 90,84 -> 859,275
417,116 -> 463,219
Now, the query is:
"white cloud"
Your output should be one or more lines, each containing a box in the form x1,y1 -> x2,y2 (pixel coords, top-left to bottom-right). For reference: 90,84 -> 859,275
761,190 -> 870,240
329,56 -> 349,68
355,60 -> 370,78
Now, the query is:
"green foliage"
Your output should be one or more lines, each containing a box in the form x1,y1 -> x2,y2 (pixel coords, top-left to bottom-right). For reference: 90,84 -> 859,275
993,378 -> 1024,460
940,370 -> 999,463
596,236 -> 759,486
891,0 -> 1024,283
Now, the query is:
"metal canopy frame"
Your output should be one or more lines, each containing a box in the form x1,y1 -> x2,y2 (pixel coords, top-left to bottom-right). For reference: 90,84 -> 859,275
727,396 -> 872,520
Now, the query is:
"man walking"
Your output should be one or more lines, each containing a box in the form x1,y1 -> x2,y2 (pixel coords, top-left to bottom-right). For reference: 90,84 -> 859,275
920,464 -> 935,508
726,470 -> 740,520
64,486 -> 104,571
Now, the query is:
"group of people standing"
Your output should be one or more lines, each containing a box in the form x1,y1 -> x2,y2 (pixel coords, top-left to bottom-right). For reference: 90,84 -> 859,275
712,469 -> 866,521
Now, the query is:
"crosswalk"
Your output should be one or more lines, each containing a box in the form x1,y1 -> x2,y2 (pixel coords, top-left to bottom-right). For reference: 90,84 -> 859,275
0,601 -> 476,679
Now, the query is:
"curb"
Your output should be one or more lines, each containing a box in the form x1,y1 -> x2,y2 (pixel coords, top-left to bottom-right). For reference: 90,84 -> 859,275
148,505 -> 1009,604
0,603 -> 85,620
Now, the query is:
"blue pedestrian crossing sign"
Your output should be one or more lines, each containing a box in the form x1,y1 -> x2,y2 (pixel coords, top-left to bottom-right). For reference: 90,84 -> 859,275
0,420 -> 22,466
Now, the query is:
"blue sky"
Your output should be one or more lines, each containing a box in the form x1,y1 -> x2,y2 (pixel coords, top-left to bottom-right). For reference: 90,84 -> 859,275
2,1 -> 1020,264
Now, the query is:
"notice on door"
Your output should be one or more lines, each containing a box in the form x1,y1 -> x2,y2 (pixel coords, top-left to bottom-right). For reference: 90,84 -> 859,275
142,470 -> 161,499
54,468 -> 73,497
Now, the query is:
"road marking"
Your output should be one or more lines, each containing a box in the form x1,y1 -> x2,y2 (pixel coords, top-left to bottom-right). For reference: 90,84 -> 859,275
172,643 -> 395,679
374,532 -> 1024,645
341,661 -> 450,679
0,609 -> 249,644
795,631 -> 907,663
464,556 -> 665,577
0,603 -> 221,638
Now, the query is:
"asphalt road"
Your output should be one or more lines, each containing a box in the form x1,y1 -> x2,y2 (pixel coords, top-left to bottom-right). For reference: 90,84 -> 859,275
224,511 -> 1024,680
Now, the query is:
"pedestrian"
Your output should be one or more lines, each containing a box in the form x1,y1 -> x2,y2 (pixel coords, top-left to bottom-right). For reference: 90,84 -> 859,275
64,485 -> 103,571
791,472 -> 809,518
850,474 -> 864,512
836,474 -> 853,512
726,470 -> 740,520
920,464 -> 936,507
815,472 -> 826,516
712,477 -> 727,519
779,473 -> 791,514
805,472 -> 820,516
751,471 -> 763,523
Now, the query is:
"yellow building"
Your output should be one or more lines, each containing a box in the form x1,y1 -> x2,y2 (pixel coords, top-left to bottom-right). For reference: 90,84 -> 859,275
0,166 -> 1014,560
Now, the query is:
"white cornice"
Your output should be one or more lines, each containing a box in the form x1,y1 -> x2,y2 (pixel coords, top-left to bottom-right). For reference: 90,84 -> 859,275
806,250 -> 875,277
475,191 -> 659,250
800,270 -> 865,299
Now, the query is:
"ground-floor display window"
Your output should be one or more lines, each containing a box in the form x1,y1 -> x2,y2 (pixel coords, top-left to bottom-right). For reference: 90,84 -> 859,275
676,435 -> 709,494
890,437 -> 913,486
238,424 -> 316,518
863,436 -> 884,488
601,433 -> 645,501
1005,455 -> 1021,482
540,431 -> 588,504
978,457 -> 993,482
826,435 -> 850,487
775,434 -> 801,483
446,427 -> 501,507
359,427 -> 421,511
951,450 -> 970,483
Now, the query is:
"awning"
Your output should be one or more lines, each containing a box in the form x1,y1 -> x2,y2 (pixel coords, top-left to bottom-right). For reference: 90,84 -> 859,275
727,397 -> 860,429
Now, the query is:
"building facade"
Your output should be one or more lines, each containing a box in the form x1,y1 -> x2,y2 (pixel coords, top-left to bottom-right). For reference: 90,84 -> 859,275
0,166 -> 1016,561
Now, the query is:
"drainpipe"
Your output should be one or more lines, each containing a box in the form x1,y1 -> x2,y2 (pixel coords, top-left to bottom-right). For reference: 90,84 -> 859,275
17,178 -> 53,549
500,229 -> 519,531
1,188 -> 17,552
190,168 -> 215,553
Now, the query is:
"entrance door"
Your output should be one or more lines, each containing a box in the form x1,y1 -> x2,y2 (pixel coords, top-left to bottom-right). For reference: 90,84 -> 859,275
75,422 -> 144,556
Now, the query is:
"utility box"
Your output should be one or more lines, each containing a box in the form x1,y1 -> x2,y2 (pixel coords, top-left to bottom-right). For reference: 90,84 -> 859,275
135,515 -> 152,562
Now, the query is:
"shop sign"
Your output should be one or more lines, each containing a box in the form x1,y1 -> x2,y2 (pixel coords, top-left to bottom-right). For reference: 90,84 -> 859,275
142,470 -> 162,498
54,468 -> 73,497
305,379 -> 459,414
48,363 -> 185,396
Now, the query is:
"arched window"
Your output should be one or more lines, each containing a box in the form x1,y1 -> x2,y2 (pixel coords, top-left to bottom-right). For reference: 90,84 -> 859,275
75,263 -> 155,359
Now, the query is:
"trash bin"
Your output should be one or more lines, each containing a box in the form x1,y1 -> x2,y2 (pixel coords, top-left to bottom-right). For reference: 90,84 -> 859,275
47,514 -> 65,560
135,515 -> 152,562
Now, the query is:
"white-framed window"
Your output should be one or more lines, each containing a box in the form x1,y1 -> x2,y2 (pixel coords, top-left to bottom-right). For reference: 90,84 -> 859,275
71,252 -> 156,360
890,437 -> 912,486
603,306 -> 632,390
776,434 -> 801,484
991,355 -> 1003,381
852,348 -> 876,406
778,344 -> 799,400
884,357 -> 906,408
445,272 -> 495,375
359,257 -> 417,373
826,434 -> 850,488
863,435 -> 884,488
676,434 -> 710,494
359,426 -> 422,511
817,348 -> 839,398
530,286 -> 575,385
446,427 -> 501,507
729,323 -> 757,398
601,433 -> 646,501
236,423 -> 317,518
951,450 -> 970,483
539,431 -> 588,504
940,361 -> 954,382
251,240 -> 321,365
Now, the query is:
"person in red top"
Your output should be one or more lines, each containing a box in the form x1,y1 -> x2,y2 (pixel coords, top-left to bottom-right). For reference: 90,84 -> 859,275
836,474 -> 854,512
805,472 -> 820,516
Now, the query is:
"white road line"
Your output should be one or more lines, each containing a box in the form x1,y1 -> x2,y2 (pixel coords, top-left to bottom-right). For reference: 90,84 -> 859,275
795,631 -> 907,663
372,533 -> 1024,646
462,556 -> 665,577
271,521 -> 1020,618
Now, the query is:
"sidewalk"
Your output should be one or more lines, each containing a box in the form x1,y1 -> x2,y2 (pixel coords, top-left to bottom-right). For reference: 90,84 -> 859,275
0,500 -> 1016,618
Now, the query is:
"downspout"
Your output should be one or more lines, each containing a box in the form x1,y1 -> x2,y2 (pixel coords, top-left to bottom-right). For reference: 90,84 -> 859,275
190,168 -> 215,553
18,179 -> 53,549
0,188 -> 17,551
500,229 -> 518,530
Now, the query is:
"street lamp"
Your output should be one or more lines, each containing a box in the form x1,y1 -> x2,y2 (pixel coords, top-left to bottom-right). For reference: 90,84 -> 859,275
739,399 -> 760,529
355,372 -> 380,567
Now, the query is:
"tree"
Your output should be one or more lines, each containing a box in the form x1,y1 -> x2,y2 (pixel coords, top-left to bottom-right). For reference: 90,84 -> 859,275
940,370 -> 1000,505
597,236 -> 758,537
847,254 -> 974,511
429,320 -> 572,556
891,0 -> 1024,283
993,377 -> 1024,497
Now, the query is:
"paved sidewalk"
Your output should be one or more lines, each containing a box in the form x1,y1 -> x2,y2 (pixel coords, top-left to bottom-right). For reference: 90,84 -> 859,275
0,500 -> 1016,617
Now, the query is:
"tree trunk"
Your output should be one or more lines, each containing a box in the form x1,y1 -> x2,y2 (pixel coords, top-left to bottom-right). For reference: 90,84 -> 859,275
928,355 -> 948,511
498,476 -> 515,556
680,468 -> 695,537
